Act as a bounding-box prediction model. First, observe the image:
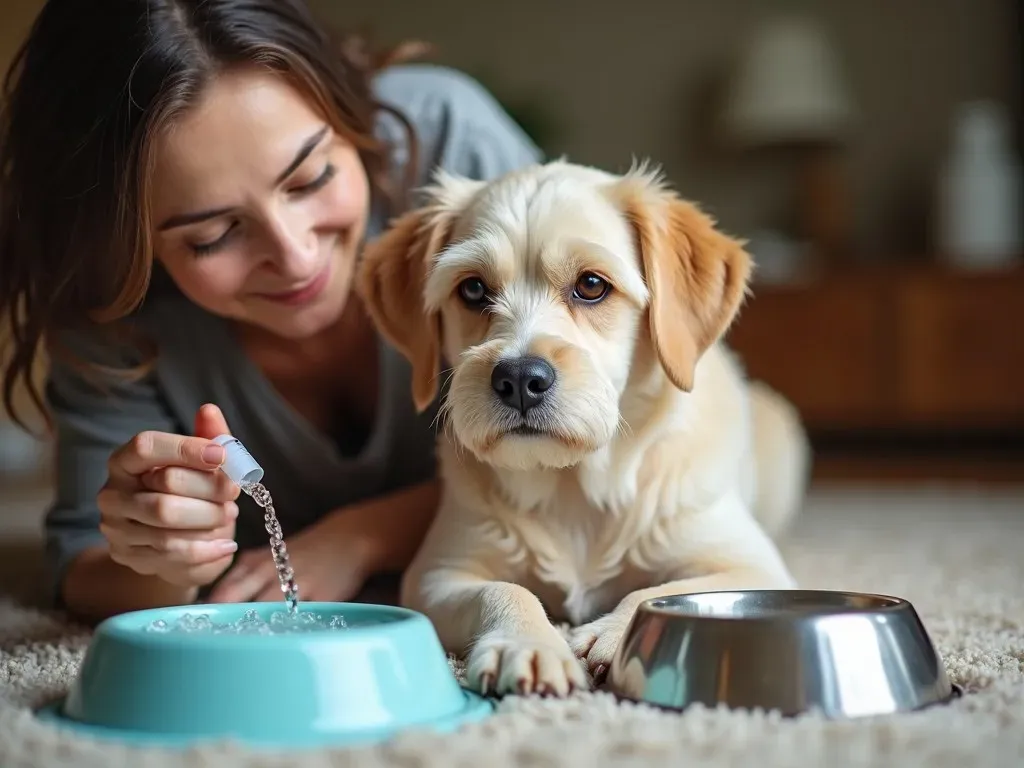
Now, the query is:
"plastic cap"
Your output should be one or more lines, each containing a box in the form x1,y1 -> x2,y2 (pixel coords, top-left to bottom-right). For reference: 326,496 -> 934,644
211,434 -> 264,487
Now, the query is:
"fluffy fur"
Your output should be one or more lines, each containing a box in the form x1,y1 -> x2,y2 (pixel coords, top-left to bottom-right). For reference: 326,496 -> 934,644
358,159 -> 812,697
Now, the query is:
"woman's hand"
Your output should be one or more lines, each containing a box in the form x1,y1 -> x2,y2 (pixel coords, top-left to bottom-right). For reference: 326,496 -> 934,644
96,404 -> 241,589
207,509 -> 376,603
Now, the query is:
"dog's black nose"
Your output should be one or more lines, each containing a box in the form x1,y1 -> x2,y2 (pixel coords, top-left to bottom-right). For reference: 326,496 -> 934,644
491,356 -> 556,415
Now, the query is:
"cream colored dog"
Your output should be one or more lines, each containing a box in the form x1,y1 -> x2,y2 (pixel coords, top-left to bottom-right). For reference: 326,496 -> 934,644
358,159 -> 810,697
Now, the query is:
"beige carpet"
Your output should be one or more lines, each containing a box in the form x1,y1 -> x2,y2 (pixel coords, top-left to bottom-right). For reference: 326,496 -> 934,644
1,483 -> 1023,767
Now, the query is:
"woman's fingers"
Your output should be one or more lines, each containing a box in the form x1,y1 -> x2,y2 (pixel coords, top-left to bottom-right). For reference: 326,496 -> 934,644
194,403 -> 232,442
111,539 -> 237,570
104,517 -> 237,567
207,553 -> 277,603
210,570 -> 274,603
97,426 -> 240,591
107,430 -> 225,484
111,548 -> 236,588
174,556 -> 238,589
120,491 -> 238,530
254,582 -> 288,602
139,465 -> 240,503
102,516 -> 236,557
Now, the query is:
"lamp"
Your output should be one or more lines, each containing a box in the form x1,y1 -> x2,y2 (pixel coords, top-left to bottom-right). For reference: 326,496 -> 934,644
722,16 -> 857,266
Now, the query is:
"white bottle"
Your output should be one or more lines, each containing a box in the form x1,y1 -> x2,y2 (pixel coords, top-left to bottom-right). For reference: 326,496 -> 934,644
937,101 -> 1022,269
212,434 -> 264,488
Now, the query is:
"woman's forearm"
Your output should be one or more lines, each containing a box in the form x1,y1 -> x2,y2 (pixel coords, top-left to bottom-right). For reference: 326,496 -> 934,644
348,478 -> 442,574
61,545 -> 199,624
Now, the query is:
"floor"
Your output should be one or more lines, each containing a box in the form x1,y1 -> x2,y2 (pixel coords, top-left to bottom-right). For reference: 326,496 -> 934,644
1,479 -> 1023,767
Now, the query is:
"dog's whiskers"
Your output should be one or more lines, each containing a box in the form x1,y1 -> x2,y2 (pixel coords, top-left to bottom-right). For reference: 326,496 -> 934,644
431,371 -> 459,435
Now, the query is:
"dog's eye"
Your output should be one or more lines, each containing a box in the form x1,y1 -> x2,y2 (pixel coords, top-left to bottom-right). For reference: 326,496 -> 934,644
458,277 -> 489,307
573,273 -> 610,303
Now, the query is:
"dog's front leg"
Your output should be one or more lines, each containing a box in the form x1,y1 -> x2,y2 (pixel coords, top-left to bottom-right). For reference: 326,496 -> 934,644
569,493 -> 796,680
409,569 -> 588,696
404,565 -> 588,697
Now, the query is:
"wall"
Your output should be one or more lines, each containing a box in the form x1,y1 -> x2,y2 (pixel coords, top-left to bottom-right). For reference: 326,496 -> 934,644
1,0 -> 1018,256
311,0 -> 1020,257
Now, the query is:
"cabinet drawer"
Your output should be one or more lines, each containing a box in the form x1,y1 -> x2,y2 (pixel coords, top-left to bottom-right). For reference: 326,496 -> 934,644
896,271 -> 1024,427
727,281 -> 893,430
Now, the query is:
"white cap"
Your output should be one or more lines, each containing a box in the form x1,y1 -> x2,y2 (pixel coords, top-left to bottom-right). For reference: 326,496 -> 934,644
211,434 -> 264,487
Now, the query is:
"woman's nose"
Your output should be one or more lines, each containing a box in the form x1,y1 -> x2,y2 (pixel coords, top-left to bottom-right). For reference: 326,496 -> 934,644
262,209 -> 318,277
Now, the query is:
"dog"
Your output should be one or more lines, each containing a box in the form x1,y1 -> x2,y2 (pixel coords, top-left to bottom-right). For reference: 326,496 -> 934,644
358,159 -> 811,697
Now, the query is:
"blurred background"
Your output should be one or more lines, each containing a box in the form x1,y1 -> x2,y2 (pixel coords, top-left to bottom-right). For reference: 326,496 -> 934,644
0,0 -> 1021,599
314,0 -> 1023,485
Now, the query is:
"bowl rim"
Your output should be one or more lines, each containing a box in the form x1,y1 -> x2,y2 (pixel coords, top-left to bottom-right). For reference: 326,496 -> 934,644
92,601 -> 431,649
638,589 -> 913,622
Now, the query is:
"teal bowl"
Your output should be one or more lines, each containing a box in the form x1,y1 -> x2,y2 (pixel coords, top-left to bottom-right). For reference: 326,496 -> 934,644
36,602 -> 491,749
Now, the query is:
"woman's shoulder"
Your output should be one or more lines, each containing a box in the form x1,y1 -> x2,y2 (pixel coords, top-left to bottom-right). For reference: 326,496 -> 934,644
371,63 -> 544,190
372,63 -> 518,137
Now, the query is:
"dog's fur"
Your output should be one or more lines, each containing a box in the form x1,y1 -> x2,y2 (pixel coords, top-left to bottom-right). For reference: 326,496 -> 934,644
358,160 -> 811,697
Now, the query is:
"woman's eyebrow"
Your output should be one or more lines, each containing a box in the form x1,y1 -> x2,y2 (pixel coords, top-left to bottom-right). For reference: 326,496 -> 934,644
158,206 -> 234,231
273,124 -> 329,185
157,125 -> 330,232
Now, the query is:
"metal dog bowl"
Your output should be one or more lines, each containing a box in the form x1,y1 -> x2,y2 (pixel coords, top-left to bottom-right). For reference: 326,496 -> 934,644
605,590 -> 958,719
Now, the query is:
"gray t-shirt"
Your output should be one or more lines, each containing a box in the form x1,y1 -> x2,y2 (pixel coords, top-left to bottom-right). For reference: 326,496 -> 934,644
42,64 -> 543,604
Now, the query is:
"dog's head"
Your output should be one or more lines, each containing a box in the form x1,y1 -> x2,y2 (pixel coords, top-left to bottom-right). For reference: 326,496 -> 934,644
358,160 -> 751,471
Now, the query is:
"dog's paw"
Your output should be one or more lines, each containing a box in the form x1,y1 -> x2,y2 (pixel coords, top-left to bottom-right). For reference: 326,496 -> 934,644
569,612 -> 630,683
466,633 -> 588,697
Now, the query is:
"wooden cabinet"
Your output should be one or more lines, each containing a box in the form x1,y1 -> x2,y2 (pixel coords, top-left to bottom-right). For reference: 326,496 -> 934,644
895,270 -> 1021,428
727,263 -> 1024,435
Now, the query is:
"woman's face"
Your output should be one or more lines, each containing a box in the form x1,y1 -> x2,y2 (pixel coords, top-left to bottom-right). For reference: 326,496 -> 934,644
150,67 -> 370,339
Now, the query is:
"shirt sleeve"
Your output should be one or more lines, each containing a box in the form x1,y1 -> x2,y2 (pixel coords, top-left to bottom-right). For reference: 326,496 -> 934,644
42,328 -> 180,606
372,63 -> 545,196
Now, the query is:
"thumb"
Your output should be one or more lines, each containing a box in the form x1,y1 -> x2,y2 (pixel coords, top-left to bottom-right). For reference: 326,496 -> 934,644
194,403 -> 232,441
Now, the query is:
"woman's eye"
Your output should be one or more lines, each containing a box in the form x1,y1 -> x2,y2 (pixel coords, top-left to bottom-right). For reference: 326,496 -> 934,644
573,272 -> 610,303
290,163 -> 337,195
189,222 -> 238,257
458,277 -> 490,307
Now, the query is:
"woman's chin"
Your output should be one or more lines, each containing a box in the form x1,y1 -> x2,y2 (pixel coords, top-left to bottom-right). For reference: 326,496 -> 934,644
237,297 -> 337,340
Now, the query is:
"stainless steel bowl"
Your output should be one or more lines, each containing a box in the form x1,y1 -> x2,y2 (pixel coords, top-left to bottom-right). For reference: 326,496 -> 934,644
605,590 -> 959,719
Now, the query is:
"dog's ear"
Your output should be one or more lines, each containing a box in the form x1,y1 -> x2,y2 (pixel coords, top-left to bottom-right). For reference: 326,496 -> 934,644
358,172 -> 483,412
611,164 -> 753,391
358,208 -> 450,412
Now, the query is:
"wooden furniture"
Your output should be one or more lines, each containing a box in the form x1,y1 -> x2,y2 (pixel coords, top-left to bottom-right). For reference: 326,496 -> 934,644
726,261 -> 1024,482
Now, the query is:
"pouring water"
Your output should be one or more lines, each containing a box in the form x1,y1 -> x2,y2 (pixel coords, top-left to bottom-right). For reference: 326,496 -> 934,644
143,434 -> 347,634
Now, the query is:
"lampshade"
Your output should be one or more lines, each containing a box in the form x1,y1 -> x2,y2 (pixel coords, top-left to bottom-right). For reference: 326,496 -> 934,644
721,16 -> 856,147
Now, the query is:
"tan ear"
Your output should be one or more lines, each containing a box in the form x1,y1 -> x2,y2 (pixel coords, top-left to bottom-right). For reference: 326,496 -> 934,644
612,166 -> 753,391
357,207 -> 452,412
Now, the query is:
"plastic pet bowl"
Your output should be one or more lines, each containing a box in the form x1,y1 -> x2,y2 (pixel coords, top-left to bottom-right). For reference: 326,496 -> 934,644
605,589 -> 960,719
36,602 -> 492,749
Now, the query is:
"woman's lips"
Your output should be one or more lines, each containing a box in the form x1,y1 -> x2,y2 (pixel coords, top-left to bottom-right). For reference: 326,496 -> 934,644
256,263 -> 331,306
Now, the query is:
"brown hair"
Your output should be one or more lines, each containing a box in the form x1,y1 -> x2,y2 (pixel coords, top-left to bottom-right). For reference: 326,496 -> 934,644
0,0 -> 424,430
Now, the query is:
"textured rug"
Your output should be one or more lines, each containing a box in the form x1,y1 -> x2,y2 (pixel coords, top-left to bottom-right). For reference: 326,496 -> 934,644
1,483 -> 1023,767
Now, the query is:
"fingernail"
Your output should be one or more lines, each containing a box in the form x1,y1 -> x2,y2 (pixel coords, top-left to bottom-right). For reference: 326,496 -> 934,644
202,443 -> 225,465
226,502 -> 239,520
214,539 -> 238,554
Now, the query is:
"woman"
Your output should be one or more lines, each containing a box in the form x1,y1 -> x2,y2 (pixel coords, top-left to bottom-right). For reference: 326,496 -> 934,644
0,0 -> 541,622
